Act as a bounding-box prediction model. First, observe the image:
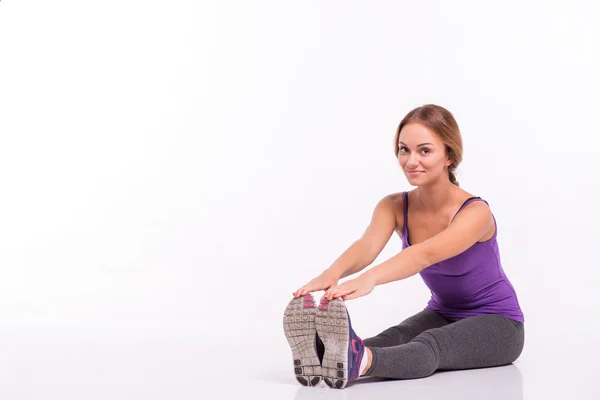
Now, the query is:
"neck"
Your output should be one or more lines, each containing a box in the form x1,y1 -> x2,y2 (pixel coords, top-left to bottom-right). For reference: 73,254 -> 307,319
413,177 -> 457,213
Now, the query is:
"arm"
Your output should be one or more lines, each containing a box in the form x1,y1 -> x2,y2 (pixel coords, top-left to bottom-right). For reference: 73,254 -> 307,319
325,195 -> 397,280
365,201 -> 494,285
326,201 -> 495,299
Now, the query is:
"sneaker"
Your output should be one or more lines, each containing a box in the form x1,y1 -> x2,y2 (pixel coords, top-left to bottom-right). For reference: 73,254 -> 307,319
283,294 -> 324,386
315,297 -> 365,389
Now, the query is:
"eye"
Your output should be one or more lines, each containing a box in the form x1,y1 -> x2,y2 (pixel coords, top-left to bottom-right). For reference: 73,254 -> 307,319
399,146 -> 431,155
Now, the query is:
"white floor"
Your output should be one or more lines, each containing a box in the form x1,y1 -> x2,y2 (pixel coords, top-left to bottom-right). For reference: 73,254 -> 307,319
1,312 -> 596,400
210,312 -> 599,400
2,2 -> 600,400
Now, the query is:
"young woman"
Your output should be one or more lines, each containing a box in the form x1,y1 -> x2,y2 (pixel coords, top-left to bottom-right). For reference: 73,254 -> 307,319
282,104 -> 524,389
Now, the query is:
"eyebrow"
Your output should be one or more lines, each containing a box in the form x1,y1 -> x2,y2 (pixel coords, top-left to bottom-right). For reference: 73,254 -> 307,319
398,141 -> 433,147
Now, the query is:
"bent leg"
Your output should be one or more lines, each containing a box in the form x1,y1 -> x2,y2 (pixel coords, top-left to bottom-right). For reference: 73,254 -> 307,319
362,310 -> 450,348
426,314 -> 525,370
364,314 -> 525,379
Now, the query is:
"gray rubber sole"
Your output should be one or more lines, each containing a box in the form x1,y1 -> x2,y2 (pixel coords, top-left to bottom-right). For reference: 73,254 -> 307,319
315,297 -> 351,389
283,294 -> 322,387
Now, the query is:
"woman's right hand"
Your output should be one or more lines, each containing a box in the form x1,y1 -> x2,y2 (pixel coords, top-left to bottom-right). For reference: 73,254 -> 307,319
293,272 -> 339,297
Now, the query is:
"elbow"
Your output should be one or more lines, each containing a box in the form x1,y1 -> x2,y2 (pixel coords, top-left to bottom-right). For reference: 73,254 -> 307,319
415,245 -> 435,272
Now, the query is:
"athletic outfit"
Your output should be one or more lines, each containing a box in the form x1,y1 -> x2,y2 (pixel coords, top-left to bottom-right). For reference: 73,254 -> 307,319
284,192 -> 525,386
361,191 -> 525,379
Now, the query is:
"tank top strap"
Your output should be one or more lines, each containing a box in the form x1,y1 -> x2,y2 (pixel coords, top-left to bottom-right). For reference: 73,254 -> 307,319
450,196 -> 489,222
402,191 -> 409,236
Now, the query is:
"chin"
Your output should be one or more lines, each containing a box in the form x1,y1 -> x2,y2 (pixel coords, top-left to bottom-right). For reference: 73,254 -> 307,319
406,175 -> 431,186
406,177 -> 422,186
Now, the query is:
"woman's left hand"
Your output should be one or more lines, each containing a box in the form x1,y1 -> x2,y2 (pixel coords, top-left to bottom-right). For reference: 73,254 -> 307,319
324,274 -> 376,301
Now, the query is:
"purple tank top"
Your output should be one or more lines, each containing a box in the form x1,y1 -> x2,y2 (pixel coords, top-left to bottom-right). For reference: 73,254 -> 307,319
401,191 -> 524,323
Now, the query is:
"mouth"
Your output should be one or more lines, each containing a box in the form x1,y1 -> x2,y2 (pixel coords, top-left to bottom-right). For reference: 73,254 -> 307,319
406,170 -> 424,174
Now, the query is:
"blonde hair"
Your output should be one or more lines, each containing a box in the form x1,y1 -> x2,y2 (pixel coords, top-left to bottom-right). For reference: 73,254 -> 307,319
393,104 -> 463,186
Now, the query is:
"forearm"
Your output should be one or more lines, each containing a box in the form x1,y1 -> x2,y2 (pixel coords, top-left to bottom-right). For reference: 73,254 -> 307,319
362,244 -> 430,286
324,240 -> 373,280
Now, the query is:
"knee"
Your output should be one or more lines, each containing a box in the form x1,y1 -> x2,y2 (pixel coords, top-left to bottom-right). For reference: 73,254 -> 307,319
507,323 -> 525,363
407,335 -> 440,377
367,337 -> 440,380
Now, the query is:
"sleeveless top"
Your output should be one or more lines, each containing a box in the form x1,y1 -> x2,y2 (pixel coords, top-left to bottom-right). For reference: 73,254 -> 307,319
401,191 -> 524,323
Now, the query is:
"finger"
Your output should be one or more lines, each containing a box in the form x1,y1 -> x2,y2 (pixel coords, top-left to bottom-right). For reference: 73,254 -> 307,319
342,291 -> 359,300
327,288 -> 338,299
334,285 -> 353,297
328,285 -> 340,296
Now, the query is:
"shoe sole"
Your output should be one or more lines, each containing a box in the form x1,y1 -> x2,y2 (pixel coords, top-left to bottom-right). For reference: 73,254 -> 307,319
315,297 -> 350,389
283,294 -> 322,387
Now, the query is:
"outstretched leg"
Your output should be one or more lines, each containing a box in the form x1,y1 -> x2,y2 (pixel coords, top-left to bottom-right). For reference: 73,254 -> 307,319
363,314 -> 524,379
362,309 -> 451,348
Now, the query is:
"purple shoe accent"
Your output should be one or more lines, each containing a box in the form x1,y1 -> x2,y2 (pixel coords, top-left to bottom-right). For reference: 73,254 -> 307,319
346,307 -> 365,383
315,298 -> 365,389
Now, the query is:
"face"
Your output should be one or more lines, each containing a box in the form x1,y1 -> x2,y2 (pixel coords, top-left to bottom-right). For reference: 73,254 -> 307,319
397,122 -> 452,185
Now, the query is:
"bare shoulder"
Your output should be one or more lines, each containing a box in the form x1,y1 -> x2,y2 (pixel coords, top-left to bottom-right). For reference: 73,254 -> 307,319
452,188 -> 496,241
384,191 -> 404,203
380,192 -> 405,233
457,188 -> 490,209
450,188 -> 493,220
380,192 -> 405,211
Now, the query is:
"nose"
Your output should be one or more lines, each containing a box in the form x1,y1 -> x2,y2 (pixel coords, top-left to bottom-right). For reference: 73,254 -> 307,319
406,153 -> 419,168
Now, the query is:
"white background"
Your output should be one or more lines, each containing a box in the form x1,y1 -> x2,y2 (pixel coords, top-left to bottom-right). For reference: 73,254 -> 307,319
1,1 -> 599,399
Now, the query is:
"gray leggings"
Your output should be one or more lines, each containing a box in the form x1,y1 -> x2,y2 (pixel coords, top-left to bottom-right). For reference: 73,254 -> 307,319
362,310 -> 524,379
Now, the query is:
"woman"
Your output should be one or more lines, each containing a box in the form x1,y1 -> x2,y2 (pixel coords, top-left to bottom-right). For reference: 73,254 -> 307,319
282,104 -> 524,389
